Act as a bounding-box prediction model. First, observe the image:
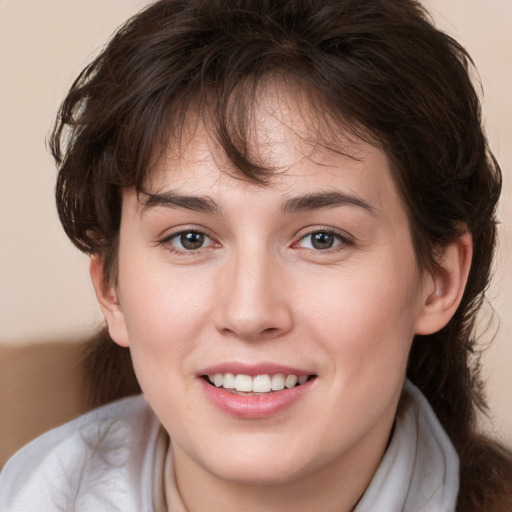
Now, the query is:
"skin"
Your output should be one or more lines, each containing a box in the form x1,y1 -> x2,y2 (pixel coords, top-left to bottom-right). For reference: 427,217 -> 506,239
91,82 -> 472,512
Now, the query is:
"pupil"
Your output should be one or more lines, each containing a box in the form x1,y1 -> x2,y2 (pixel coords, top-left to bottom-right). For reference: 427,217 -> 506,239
181,232 -> 204,249
312,232 -> 334,250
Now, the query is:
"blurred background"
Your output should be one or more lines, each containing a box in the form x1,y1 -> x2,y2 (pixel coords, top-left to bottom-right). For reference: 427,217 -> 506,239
1,0 -> 511,465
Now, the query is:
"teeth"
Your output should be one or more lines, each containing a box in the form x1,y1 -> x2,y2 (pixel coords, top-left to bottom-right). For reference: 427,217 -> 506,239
234,374 -> 253,392
253,374 -> 272,393
207,373 -> 310,393
223,373 -> 235,389
271,373 -> 285,391
285,375 -> 298,388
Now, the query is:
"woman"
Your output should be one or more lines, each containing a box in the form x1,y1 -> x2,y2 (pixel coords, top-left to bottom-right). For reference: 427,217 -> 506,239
1,0 -> 511,510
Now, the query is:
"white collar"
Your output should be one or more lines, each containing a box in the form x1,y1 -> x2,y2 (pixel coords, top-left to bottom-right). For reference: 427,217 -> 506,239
354,380 -> 459,511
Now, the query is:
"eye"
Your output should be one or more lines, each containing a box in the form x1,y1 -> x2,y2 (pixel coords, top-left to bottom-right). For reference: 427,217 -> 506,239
168,230 -> 216,251
296,230 -> 346,251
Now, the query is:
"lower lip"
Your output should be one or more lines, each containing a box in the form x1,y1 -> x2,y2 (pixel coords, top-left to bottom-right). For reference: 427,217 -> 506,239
199,378 -> 314,419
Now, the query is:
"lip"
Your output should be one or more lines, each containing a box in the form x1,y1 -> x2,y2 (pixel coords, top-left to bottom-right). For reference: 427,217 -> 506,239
197,362 -> 316,419
198,362 -> 313,377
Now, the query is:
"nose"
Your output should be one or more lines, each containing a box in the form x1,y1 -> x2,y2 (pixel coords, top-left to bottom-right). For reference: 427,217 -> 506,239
214,249 -> 293,341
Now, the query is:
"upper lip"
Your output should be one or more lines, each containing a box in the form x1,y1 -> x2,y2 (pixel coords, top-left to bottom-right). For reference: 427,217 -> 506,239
197,362 -> 315,377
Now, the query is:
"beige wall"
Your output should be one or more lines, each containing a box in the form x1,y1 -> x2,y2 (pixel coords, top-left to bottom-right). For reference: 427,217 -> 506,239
1,1 -> 510,445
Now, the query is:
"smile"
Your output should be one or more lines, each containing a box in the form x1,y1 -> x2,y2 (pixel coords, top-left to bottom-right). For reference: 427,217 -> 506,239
199,365 -> 317,418
206,373 -> 312,394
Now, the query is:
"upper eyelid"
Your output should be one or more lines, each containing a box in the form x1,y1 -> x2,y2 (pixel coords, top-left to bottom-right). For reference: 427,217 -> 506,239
301,231 -> 345,241
292,229 -> 356,253
298,232 -> 347,245
167,231 -> 214,243
159,226 -> 215,241
158,226 -> 354,248
295,227 -> 353,242
161,230 -> 219,254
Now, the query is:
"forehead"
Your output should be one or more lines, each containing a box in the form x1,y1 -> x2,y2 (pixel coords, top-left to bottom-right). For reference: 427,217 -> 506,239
146,80 -> 394,207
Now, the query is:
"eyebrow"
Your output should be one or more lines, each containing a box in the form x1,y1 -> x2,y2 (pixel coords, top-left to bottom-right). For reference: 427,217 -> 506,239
281,191 -> 376,216
140,190 -> 376,216
140,190 -> 219,214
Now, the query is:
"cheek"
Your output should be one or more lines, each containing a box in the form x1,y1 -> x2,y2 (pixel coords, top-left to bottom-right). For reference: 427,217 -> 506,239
118,270 -> 208,413
117,258 -> 215,359
300,261 -> 422,366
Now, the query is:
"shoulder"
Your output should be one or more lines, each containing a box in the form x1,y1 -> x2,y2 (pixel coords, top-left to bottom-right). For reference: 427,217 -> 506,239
0,395 -> 162,512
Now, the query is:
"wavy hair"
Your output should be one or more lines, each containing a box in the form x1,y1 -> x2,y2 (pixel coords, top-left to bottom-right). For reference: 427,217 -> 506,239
51,1 -> 512,509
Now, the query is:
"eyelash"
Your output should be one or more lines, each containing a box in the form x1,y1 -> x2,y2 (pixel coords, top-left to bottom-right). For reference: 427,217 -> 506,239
161,229 -> 219,256
293,229 -> 353,253
160,228 -> 353,256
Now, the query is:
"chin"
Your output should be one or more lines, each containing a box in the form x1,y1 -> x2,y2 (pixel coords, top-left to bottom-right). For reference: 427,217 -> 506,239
208,459 -> 308,487
192,435 -> 327,487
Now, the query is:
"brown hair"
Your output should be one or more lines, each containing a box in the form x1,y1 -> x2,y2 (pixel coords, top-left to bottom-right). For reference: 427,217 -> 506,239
51,0 -> 512,509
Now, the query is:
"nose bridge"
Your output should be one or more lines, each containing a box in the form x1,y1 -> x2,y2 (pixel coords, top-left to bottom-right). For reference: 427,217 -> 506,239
215,242 -> 291,340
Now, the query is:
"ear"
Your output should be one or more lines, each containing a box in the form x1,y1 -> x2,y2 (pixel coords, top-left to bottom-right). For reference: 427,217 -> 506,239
414,232 -> 473,335
90,255 -> 130,347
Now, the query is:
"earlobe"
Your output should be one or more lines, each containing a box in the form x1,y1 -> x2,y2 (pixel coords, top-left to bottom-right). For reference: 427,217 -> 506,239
90,255 -> 130,347
414,232 -> 473,335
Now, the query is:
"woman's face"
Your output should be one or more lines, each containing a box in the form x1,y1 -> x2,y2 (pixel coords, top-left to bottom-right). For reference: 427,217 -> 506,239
102,84 -> 435,490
